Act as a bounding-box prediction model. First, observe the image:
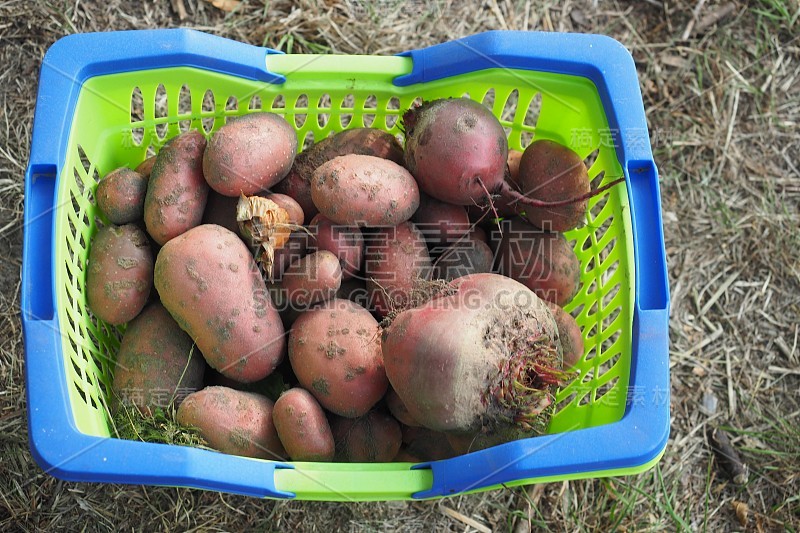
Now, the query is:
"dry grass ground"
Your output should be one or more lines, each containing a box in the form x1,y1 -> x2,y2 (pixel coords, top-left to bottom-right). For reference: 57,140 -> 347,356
1,0 -> 799,531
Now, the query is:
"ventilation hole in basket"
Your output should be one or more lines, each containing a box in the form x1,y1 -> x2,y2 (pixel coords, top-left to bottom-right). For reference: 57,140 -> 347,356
318,93 -> 332,109
270,94 -> 284,110
386,96 -> 400,111
88,394 -> 99,409
70,354 -> 82,378
555,389 -> 579,412
130,87 -> 144,122
583,254 -> 596,275
589,170 -> 607,191
584,320 -> 599,343
600,333 -> 622,362
520,130 -> 534,149
131,127 -> 144,146
295,113 -> 307,128
524,93 -> 542,127
155,123 -> 167,140
201,90 -> 216,133
584,297 -> 599,319
501,89 -> 519,123
594,376 -> 621,406
154,84 -> 168,139
225,96 -> 238,112
317,113 -> 329,128
362,114 -> 375,128
602,306 -> 622,333
78,231 -> 87,254
583,147 -> 600,170
364,94 -> 378,110
341,93 -> 355,109
597,348 -> 622,375
409,96 -> 423,110
77,145 -> 91,175
385,114 -> 398,130
295,93 -> 308,110
578,385 -> 593,406
178,84 -> 191,114
154,84 -> 168,118
592,220 -> 613,251
340,113 -> 353,128
302,131 -> 316,150
482,88 -> 496,109
146,145 -> 157,158
250,95 -> 263,110
601,283 -> 621,309
73,381 -> 88,403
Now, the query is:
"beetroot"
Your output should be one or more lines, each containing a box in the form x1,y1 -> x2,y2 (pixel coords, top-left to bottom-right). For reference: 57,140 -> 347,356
382,273 -> 569,443
403,99 -> 622,216
516,140 -> 589,231
403,98 -> 508,206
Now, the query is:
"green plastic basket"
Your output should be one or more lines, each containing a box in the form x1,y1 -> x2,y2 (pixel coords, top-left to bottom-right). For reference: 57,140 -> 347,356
24,29 -> 670,500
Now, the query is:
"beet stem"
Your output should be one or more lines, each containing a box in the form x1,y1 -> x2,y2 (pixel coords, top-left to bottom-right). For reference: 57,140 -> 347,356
500,176 -> 625,209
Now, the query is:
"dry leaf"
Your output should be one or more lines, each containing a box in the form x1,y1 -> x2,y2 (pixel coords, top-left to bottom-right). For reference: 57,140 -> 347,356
237,194 -> 308,279
205,0 -> 241,13
732,500 -> 748,527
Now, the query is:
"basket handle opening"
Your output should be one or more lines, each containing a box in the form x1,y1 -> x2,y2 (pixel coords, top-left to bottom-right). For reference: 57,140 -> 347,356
22,164 -> 57,321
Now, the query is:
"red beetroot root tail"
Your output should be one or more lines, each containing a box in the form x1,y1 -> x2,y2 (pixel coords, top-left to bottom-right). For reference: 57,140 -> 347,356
483,335 -> 574,433
499,176 -> 625,209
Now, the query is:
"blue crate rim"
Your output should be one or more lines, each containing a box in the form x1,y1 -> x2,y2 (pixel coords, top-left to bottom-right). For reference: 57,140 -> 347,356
22,29 -> 670,500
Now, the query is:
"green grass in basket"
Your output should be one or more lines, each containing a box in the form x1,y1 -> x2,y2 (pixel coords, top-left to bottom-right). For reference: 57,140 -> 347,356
110,402 -> 209,449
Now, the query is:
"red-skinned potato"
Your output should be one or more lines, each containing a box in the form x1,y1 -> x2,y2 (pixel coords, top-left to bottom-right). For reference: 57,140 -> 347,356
273,388 -> 335,461
281,250 -> 342,308
364,222 -> 432,317
330,410 -> 402,462
309,214 -> 364,279
96,167 -> 148,225
177,386 -> 285,460
154,224 -> 286,383
135,155 -> 157,179
311,154 -> 419,227
201,190 -> 239,234
493,217 -> 580,306
270,231 -> 311,282
144,131 -> 209,245
203,113 -> 297,196
112,302 -> 204,414
264,193 -> 304,226
288,298 -> 387,418
86,224 -> 153,325
274,128 -> 404,224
